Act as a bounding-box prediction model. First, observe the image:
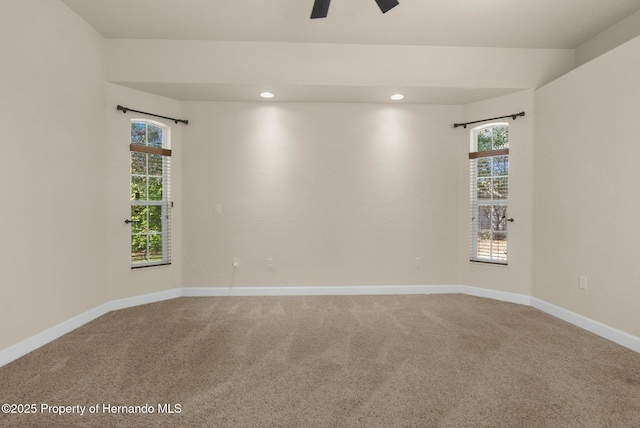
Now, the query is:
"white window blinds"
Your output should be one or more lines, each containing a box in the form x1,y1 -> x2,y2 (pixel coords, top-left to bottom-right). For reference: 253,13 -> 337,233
470,124 -> 509,264
130,121 -> 171,268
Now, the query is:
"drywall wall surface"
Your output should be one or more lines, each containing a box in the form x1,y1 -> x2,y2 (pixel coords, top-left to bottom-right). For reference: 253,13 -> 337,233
576,11 -> 640,66
106,40 -> 575,91
457,91 -> 535,296
104,83 -> 184,301
181,102 -> 461,288
0,0 -> 107,350
534,35 -> 640,337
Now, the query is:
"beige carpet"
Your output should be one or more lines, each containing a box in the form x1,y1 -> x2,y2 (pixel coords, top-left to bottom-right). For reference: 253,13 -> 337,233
1,294 -> 639,427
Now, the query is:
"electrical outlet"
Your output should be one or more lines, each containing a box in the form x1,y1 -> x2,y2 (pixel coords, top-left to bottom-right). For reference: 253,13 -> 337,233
214,204 -> 222,214
415,257 -> 421,268
579,276 -> 588,290
233,258 -> 240,268
267,258 -> 274,268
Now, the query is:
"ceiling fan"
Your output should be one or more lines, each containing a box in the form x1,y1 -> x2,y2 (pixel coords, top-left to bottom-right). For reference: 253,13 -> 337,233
311,0 -> 399,19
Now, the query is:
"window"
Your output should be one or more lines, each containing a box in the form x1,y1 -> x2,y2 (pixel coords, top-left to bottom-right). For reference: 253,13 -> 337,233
130,120 -> 171,268
469,123 -> 509,264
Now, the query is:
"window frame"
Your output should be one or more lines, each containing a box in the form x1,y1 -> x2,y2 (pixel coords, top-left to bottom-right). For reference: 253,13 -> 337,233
129,119 -> 172,269
469,122 -> 509,265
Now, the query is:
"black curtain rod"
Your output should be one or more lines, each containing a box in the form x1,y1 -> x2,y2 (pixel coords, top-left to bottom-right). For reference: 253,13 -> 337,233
453,111 -> 525,129
117,105 -> 189,125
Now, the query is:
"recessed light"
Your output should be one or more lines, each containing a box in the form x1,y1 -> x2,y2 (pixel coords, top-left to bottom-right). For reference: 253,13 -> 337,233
390,93 -> 404,100
260,92 -> 274,99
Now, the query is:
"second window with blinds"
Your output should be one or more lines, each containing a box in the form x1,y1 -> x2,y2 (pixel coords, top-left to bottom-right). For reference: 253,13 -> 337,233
130,120 -> 172,268
469,123 -> 510,265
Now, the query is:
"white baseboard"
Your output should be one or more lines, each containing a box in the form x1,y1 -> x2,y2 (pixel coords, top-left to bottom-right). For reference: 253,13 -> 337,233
0,302 -> 111,369
1,285 -> 638,368
108,288 -> 183,311
182,285 -> 461,297
0,288 -> 182,368
531,298 -> 640,353
458,285 -> 533,306
181,285 -> 532,306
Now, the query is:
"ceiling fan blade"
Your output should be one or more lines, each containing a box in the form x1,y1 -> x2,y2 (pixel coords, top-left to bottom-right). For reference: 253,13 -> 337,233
374,0 -> 399,14
311,0 -> 331,19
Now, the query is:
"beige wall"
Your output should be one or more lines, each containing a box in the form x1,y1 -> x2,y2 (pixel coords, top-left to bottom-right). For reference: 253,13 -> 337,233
534,35 -> 640,337
0,0 -> 107,350
181,102 -> 461,287
457,90 -> 536,296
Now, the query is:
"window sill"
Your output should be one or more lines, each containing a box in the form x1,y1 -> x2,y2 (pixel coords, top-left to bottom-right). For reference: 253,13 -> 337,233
131,262 -> 171,270
469,260 -> 508,267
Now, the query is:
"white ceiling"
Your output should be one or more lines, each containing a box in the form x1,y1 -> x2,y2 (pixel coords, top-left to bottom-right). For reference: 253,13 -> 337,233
61,0 -> 640,48
60,0 -> 640,103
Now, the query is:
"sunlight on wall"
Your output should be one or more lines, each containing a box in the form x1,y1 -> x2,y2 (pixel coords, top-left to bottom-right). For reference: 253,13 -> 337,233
365,107 -> 414,205
246,106 -> 295,198
369,107 -> 412,162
